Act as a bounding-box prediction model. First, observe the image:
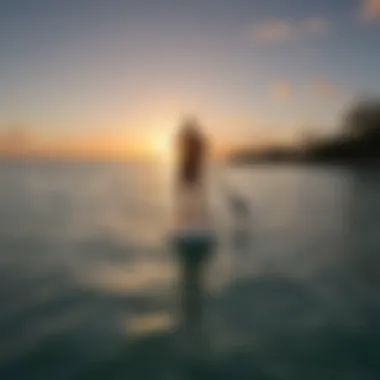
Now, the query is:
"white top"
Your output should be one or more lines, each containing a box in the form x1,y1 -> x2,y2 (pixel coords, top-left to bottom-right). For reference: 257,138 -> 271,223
172,183 -> 215,237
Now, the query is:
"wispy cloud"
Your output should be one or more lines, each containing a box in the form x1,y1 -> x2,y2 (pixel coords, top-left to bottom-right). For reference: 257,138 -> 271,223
271,82 -> 293,101
249,17 -> 331,44
361,0 -> 380,22
313,78 -> 338,99
270,79 -> 339,101
250,20 -> 295,43
301,17 -> 331,36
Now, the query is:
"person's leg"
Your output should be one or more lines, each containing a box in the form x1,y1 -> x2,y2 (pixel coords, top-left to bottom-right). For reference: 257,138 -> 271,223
175,238 -> 214,353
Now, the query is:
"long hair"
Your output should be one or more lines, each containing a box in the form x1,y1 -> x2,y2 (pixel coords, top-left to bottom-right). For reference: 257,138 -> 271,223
176,120 -> 206,187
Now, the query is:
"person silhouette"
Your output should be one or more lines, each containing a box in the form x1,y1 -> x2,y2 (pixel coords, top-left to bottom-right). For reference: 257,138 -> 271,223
172,117 -> 215,355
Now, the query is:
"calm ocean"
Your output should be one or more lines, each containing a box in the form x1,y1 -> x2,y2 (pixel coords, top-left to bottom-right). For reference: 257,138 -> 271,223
0,161 -> 380,379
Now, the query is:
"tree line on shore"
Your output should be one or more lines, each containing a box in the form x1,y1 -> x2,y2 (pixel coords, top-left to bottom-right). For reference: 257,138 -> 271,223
229,98 -> 380,165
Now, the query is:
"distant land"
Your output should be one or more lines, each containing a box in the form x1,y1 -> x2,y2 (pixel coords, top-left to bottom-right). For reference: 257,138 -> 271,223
228,98 -> 380,166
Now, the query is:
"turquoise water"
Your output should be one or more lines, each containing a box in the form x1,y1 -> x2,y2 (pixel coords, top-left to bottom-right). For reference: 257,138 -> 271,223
0,162 -> 380,379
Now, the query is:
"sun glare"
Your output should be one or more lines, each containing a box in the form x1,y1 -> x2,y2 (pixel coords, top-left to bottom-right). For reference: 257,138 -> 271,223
151,133 -> 173,161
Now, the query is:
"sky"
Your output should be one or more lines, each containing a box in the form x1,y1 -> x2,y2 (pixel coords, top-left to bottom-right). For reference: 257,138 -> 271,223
0,0 -> 380,158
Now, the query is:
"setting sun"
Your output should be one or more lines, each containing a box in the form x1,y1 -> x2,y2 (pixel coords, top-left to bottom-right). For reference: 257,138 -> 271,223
150,133 -> 173,161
